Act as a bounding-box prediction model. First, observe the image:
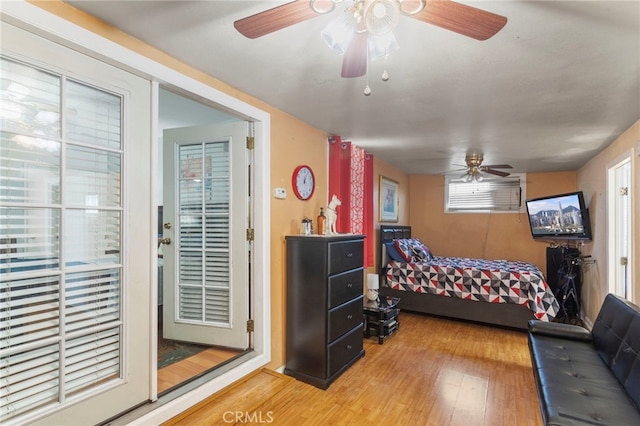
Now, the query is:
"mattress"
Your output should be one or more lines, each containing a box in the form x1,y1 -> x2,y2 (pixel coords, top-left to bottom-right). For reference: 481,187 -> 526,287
385,256 -> 559,321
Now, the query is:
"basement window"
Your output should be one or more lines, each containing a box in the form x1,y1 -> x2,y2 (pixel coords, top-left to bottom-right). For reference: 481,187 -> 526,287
445,174 -> 526,213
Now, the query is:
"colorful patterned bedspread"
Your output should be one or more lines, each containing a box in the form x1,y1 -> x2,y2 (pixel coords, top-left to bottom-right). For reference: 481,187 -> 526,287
386,256 -> 559,321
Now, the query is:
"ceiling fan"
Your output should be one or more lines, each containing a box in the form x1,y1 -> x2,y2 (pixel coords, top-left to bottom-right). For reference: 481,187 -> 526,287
453,153 -> 513,182
234,0 -> 508,79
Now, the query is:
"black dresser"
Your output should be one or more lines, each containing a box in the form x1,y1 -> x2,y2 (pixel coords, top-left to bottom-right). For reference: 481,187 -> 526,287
284,234 -> 365,389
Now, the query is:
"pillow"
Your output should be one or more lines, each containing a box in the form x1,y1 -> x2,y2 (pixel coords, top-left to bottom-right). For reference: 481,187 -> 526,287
384,241 -> 406,262
411,239 -> 433,262
392,239 -> 414,262
393,238 -> 433,263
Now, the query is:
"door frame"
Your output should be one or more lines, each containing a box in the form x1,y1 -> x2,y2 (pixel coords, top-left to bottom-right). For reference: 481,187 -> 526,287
606,149 -> 635,302
2,2 -> 271,424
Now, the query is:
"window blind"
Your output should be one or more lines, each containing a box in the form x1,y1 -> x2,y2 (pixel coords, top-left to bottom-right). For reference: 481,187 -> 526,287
446,176 -> 524,212
176,141 -> 231,325
0,57 -> 123,422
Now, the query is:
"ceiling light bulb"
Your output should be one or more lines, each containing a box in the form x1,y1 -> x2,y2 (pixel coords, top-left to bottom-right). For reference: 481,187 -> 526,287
364,85 -> 372,96
365,0 -> 400,35
381,70 -> 389,81
372,2 -> 388,19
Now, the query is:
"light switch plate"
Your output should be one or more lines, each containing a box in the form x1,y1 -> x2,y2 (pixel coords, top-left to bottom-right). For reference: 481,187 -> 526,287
274,187 -> 286,199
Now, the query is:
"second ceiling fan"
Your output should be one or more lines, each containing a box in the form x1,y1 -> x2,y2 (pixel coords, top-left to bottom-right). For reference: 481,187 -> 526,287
454,153 -> 513,182
234,0 -> 508,78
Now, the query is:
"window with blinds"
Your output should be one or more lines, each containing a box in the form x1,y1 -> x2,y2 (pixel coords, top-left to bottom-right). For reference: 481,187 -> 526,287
0,57 -> 124,421
445,175 -> 525,213
177,141 -> 230,324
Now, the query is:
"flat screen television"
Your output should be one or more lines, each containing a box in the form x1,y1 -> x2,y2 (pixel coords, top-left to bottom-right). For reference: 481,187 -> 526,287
525,191 -> 592,240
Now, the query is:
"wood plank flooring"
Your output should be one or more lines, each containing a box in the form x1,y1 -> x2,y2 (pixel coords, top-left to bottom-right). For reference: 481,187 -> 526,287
158,348 -> 242,393
164,312 -> 543,426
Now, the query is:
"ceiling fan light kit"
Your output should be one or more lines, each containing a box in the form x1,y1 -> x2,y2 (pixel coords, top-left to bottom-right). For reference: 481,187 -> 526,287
457,153 -> 513,183
234,0 -> 507,95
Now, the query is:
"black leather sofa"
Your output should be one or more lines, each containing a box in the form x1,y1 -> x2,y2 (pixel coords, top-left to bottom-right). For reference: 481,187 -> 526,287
528,294 -> 640,426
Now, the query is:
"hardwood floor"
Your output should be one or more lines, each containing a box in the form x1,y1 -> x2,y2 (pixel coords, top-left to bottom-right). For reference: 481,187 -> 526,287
164,312 -> 543,426
158,347 -> 243,393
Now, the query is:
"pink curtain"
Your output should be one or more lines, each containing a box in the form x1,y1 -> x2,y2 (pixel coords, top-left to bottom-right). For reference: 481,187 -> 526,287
328,136 -> 374,267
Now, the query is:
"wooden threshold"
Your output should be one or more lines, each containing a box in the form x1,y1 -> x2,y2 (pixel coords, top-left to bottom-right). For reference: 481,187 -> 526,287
158,347 -> 243,394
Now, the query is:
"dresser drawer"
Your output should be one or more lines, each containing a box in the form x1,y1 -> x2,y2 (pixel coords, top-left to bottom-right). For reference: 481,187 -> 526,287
328,296 -> 363,342
328,268 -> 363,309
328,324 -> 364,378
328,240 -> 363,275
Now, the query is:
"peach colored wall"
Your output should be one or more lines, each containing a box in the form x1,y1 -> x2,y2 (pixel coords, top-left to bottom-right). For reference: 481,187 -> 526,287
408,172 -> 577,273
32,0 -> 329,369
269,110 -> 328,368
577,119 -> 640,325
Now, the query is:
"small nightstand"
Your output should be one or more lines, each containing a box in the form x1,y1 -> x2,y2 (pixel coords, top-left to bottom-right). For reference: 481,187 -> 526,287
363,296 -> 400,344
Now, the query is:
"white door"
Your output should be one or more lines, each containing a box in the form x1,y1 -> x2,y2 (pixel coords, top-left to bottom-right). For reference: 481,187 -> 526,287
608,154 -> 633,301
1,23 -> 152,425
162,123 -> 250,349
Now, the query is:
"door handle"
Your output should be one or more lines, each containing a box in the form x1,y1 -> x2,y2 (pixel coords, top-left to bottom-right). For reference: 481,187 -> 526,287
159,237 -> 172,245
163,222 -> 172,229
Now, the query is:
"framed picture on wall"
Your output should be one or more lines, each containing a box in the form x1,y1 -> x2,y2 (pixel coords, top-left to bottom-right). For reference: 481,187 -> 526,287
379,176 -> 399,222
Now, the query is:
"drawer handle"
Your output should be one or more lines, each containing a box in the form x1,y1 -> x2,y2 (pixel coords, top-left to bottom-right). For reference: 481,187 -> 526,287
346,252 -> 353,258
346,344 -> 352,350
347,314 -> 353,319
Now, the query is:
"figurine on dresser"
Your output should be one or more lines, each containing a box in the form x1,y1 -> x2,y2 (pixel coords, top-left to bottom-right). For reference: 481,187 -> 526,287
326,195 -> 341,235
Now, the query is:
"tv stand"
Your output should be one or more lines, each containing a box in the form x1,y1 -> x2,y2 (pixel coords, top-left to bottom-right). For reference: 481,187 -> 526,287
546,246 -> 582,323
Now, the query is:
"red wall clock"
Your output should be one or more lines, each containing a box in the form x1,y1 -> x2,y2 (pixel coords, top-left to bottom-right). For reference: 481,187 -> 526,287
292,165 -> 315,200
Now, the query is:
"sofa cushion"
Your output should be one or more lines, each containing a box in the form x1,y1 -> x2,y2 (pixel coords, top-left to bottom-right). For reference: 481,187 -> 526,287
611,313 -> 640,409
592,294 -> 637,368
529,334 -> 640,425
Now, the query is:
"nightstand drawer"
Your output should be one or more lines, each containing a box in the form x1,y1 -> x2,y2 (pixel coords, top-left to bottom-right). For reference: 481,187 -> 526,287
328,268 -> 363,309
328,240 -> 363,275
328,324 -> 364,377
328,296 -> 363,342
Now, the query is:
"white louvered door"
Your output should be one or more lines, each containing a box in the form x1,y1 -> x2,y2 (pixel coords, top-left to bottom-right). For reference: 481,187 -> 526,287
162,123 -> 249,349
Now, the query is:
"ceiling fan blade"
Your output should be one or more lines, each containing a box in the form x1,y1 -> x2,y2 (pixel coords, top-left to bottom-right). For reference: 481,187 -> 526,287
483,169 -> 511,177
341,32 -> 368,78
411,0 -> 507,41
482,164 -> 513,169
234,1 -> 319,39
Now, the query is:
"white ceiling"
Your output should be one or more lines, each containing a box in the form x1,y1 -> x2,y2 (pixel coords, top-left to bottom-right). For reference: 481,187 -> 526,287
66,0 -> 640,175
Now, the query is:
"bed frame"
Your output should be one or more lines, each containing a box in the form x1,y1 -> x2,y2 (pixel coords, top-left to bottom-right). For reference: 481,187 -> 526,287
378,225 -> 535,330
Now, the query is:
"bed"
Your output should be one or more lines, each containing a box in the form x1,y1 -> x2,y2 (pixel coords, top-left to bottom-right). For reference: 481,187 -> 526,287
378,225 -> 559,330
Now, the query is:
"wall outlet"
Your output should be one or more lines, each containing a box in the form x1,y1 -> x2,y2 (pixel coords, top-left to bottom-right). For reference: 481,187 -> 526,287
274,187 -> 286,199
